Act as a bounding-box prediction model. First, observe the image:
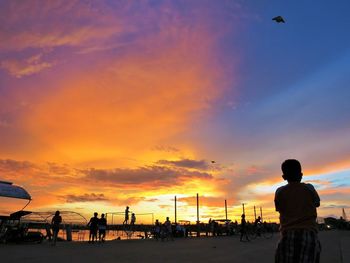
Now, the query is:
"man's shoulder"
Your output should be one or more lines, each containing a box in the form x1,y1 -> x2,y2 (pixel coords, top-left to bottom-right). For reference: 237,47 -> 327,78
303,183 -> 316,190
275,185 -> 287,195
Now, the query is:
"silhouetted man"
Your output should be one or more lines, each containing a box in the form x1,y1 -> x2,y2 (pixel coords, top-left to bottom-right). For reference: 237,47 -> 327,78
123,206 -> 129,225
51,210 -> 62,246
99,213 -> 107,242
87,212 -> 99,243
275,159 -> 321,263
240,214 -> 249,242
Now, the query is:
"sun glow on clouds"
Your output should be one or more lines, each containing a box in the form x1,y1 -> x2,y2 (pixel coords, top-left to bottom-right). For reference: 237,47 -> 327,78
1,1 -> 349,223
0,1 -> 237,221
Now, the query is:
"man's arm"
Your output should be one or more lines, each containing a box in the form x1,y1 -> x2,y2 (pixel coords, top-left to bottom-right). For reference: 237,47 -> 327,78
274,187 -> 283,211
306,184 -> 320,207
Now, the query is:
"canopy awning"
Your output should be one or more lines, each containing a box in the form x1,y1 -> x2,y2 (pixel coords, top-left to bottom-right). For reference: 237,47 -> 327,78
0,181 -> 31,200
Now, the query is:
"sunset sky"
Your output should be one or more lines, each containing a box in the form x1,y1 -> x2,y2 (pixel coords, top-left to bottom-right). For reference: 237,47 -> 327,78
1,0 -> 349,223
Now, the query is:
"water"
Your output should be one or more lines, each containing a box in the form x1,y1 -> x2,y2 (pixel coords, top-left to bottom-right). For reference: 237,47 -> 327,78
31,228 -> 148,242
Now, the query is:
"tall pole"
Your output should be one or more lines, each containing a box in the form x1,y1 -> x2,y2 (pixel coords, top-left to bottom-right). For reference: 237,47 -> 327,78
196,193 -> 199,223
196,193 -> 200,237
175,195 -> 177,224
260,207 -> 263,222
242,203 -> 245,215
225,200 -> 228,220
254,206 -> 257,221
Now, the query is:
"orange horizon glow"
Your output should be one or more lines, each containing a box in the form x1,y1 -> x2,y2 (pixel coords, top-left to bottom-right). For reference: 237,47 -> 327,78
1,1 -> 350,225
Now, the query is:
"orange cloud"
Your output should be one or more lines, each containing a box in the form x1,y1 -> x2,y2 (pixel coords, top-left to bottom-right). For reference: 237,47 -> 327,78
1,55 -> 53,78
0,1 -> 126,51
17,26 -> 223,165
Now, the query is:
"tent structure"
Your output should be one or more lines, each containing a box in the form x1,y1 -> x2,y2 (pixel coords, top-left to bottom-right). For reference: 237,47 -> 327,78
21,211 -> 88,225
0,181 -> 32,212
0,181 -> 31,200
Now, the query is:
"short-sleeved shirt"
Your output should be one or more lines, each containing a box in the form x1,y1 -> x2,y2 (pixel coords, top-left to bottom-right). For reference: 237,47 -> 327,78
99,218 -> 107,230
89,217 -> 99,230
274,182 -> 320,232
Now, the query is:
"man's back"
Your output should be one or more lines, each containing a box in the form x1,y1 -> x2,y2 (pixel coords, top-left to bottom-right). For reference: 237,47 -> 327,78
275,159 -> 321,263
275,182 -> 320,232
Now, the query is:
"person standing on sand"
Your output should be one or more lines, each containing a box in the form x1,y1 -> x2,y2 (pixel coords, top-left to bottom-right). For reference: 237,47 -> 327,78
240,214 -> 249,242
51,210 -> 62,246
123,206 -> 129,225
275,159 -> 321,263
98,213 -> 107,242
254,216 -> 262,236
164,217 -> 173,241
154,219 -> 161,240
87,212 -> 99,243
130,213 -> 136,225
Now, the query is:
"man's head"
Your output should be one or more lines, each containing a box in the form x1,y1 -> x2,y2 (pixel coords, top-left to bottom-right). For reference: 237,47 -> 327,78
94,212 -> 98,217
281,159 -> 303,182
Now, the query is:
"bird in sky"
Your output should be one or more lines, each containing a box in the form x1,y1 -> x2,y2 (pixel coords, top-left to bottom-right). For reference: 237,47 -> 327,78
272,16 -> 285,23
211,160 -> 216,164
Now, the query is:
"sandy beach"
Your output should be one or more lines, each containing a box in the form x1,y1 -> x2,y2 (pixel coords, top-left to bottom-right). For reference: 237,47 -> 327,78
1,230 -> 348,263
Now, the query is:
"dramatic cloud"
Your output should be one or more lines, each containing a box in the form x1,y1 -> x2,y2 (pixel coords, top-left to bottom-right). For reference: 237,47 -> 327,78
1,54 -> 53,78
82,165 -> 213,187
0,159 -> 36,173
1,1 -> 349,222
0,1 -> 126,51
157,159 -> 211,170
63,193 -> 109,203
152,145 -> 180,153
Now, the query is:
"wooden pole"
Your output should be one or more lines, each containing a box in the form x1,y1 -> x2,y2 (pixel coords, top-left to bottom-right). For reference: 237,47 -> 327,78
225,200 -> 228,220
254,206 -> 257,221
260,207 -> 263,222
242,203 -> 245,215
196,193 -> 200,237
175,195 -> 177,224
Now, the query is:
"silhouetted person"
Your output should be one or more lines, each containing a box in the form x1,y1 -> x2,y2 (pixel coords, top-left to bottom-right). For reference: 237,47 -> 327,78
51,210 -> 62,246
240,214 -> 249,242
164,217 -> 173,241
210,220 -> 216,236
99,213 -> 107,242
45,223 -> 52,241
87,212 -> 99,243
275,159 -> 321,263
130,213 -> 136,226
123,206 -> 129,225
254,216 -> 262,236
154,219 -> 161,240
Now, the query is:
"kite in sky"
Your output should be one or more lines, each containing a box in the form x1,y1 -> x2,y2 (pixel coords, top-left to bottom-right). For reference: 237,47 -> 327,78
272,16 -> 285,23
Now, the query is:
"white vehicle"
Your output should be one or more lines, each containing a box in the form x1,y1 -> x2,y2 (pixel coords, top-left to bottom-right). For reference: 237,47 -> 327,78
0,181 -> 40,243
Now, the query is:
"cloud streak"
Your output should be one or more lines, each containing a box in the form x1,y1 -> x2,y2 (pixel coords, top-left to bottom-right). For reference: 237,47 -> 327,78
63,193 -> 109,203
82,165 -> 213,187
157,159 -> 211,170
